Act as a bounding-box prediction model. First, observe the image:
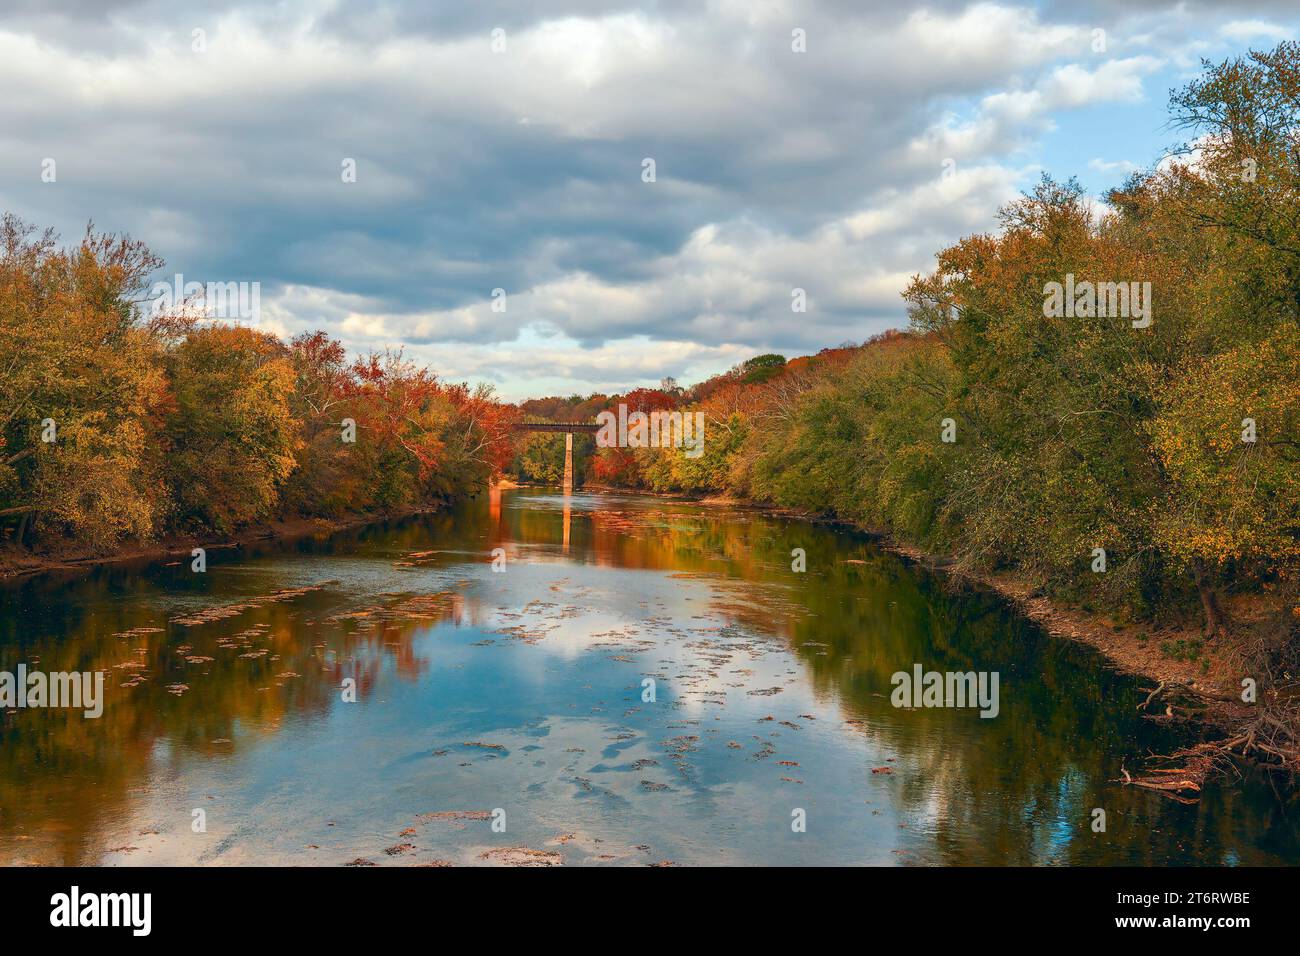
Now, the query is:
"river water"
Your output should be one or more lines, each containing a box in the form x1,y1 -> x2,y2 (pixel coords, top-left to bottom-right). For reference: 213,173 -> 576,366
1,488 -> 1295,865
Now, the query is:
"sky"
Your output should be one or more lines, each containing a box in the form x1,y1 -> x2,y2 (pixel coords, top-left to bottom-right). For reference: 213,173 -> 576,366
2,1 -> 1298,401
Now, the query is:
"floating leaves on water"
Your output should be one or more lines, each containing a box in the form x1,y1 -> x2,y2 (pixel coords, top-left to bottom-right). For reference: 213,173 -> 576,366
477,847 -> 562,867
112,627 -> 164,639
416,810 -> 491,824
171,584 -> 331,627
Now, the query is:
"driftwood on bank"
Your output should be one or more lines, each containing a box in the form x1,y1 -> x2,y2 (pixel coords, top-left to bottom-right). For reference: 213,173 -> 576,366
1119,669 -> 1299,801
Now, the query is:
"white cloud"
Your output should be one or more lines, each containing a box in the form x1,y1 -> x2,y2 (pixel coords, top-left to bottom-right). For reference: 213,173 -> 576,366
1220,20 -> 1293,43
1088,157 -> 1141,175
0,0 -> 1292,397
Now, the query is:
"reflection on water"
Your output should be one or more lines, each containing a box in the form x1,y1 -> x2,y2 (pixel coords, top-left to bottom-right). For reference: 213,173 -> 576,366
1,489 -> 1296,866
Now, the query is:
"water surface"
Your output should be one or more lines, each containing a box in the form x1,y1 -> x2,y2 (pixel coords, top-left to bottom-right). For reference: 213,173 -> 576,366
2,488 -> 1295,865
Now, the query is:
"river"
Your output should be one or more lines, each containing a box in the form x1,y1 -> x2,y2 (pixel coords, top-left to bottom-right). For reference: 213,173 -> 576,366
1,487 -> 1295,865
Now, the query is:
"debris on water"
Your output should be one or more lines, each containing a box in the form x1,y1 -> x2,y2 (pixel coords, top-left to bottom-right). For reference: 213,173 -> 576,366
477,847 -> 562,867
171,584 -> 331,627
385,843 -> 415,855
344,858 -> 376,867
417,810 -> 491,823
871,766 -> 893,774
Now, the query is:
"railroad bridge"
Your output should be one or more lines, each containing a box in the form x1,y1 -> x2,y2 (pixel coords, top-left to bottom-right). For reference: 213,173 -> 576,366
511,421 -> 601,492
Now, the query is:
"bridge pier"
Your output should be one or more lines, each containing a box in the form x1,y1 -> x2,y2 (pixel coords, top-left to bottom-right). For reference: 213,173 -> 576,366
511,421 -> 598,493
563,432 -> 574,494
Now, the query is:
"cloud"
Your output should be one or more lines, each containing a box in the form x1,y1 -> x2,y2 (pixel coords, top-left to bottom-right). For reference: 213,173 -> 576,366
1088,157 -> 1141,175
0,0 -> 1294,397
1220,20 -> 1294,43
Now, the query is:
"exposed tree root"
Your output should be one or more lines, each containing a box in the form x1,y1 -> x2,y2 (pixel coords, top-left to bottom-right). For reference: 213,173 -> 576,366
1121,653 -> 1300,802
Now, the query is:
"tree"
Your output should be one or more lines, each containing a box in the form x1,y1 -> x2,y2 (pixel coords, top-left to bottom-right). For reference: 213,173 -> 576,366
0,215 -> 168,550
164,325 -> 299,532
740,353 -> 786,385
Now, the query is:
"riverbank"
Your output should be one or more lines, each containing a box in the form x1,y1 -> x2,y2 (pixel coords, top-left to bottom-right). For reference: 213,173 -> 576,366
576,484 -> 1237,690
0,504 -> 446,581
583,483 -> 1292,790
873,537 -> 1296,793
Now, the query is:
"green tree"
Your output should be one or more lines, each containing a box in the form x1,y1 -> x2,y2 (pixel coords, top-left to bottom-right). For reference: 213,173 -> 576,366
164,325 -> 299,533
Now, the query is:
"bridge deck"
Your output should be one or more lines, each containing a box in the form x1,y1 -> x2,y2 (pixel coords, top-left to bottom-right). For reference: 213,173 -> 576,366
513,422 -> 602,433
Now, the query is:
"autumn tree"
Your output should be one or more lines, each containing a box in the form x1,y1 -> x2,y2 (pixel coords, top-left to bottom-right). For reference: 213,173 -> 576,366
0,215 -> 168,550
164,325 -> 299,532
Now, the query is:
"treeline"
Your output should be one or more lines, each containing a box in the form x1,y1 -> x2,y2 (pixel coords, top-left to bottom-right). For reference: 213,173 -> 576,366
549,46 -> 1300,648
0,218 -> 515,555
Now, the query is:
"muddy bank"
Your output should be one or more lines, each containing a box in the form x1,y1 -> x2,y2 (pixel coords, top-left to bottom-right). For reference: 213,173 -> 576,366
0,504 -> 446,582
625,485 -> 1292,788
588,486 -> 1258,712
